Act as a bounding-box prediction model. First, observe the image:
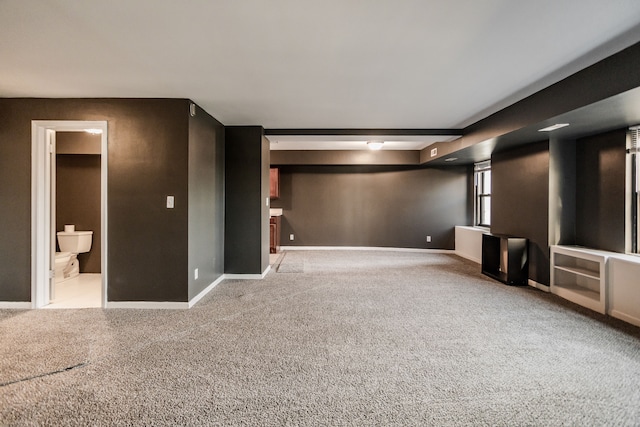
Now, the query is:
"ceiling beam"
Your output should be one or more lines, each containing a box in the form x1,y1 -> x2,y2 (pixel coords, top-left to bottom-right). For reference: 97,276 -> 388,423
264,129 -> 462,136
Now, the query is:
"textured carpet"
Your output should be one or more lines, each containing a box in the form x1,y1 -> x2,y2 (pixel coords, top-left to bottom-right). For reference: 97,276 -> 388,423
276,252 -> 305,273
2,251 -> 640,426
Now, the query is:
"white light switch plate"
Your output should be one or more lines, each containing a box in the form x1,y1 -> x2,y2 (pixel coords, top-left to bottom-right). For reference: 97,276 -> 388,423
167,196 -> 175,208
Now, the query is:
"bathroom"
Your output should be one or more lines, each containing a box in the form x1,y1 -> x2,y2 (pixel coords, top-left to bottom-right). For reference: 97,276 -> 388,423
51,131 -> 102,308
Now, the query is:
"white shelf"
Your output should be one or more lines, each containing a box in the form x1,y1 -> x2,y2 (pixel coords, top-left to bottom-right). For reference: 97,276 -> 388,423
550,245 -> 612,314
553,265 -> 599,281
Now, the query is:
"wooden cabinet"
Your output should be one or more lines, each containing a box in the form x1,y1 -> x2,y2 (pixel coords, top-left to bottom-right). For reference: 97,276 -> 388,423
481,234 -> 528,285
270,168 -> 280,199
269,216 -> 281,254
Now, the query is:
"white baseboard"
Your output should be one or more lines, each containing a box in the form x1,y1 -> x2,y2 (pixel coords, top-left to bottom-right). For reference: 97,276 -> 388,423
528,279 -> 550,292
188,275 -> 225,308
609,310 -> 640,327
106,274 -> 228,310
280,246 -> 453,254
225,265 -> 271,280
106,301 -> 190,310
454,251 -> 482,264
0,301 -> 32,309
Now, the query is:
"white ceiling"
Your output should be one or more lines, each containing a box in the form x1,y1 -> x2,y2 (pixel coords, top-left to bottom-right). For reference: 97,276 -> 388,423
2,0 -> 640,149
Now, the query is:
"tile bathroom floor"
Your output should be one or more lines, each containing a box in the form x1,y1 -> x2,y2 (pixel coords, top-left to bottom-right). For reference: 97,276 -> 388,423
44,273 -> 102,309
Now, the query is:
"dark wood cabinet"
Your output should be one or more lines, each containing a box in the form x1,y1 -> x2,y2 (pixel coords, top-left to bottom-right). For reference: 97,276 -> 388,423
481,233 -> 528,286
270,168 -> 280,199
269,216 -> 281,254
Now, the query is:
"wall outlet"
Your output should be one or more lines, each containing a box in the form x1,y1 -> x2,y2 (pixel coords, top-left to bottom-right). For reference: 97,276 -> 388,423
289,234 -> 295,241
194,268 -> 199,280
426,235 -> 432,243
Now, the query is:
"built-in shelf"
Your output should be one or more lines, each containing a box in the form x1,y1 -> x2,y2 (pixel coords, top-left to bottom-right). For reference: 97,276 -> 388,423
550,245 -> 612,314
553,265 -> 600,281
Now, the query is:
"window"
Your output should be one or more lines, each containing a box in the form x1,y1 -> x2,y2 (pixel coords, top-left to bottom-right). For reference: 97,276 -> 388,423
475,160 -> 491,227
629,127 -> 639,253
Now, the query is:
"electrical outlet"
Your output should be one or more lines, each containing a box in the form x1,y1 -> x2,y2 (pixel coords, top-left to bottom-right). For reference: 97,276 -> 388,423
290,234 -> 295,241
194,268 -> 199,280
426,235 -> 432,243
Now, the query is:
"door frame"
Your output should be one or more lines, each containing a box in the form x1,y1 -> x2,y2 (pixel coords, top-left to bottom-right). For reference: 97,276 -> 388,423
31,120 -> 108,308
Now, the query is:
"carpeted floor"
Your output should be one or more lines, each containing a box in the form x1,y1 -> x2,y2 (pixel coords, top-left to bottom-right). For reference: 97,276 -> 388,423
2,250 -> 640,426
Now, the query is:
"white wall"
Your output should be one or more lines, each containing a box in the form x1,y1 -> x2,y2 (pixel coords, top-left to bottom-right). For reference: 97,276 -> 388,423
455,226 -> 488,264
608,255 -> 640,327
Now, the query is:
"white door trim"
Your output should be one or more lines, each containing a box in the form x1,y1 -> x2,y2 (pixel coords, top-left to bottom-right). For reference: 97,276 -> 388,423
31,121 -> 108,308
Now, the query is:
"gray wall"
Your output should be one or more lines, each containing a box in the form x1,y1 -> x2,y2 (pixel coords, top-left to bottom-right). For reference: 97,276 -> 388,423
224,126 -> 270,274
0,98 -> 224,303
270,165 -> 470,249
261,136 -> 270,272
55,131 -> 102,274
56,153 -> 102,273
549,137 -> 577,246
492,141 -> 550,285
271,150 -> 420,165
575,129 -> 627,252
188,104 -> 225,299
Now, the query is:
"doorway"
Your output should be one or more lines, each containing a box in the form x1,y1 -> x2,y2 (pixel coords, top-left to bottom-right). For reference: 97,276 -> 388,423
31,121 -> 108,308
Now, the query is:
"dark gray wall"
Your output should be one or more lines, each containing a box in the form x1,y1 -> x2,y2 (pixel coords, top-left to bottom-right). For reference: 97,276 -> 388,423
491,141 -> 550,285
56,131 -> 101,154
261,136 -> 270,272
575,129 -> 627,252
56,153 -> 101,273
549,137 -> 577,246
225,126 -> 269,274
0,98 -> 193,302
270,165 -> 470,249
188,104 -> 225,299
271,150 -> 420,165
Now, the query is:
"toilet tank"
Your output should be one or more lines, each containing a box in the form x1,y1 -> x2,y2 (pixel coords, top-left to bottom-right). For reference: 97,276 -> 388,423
57,231 -> 93,253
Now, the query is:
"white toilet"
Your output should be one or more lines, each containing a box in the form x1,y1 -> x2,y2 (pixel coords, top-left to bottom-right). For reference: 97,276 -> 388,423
55,225 -> 93,283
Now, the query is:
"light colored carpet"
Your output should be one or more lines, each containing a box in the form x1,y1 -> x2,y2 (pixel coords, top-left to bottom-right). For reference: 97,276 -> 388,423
2,250 -> 640,426
276,252 -> 305,273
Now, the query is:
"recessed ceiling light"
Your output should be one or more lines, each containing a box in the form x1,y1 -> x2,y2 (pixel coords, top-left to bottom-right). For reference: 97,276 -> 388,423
538,123 -> 569,132
444,157 -> 458,162
367,141 -> 384,150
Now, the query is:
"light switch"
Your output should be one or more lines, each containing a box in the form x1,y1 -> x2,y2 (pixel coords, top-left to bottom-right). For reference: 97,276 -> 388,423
167,196 -> 175,209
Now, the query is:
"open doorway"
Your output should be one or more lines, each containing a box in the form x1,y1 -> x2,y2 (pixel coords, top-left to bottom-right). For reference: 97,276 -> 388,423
32,121 -> 108,308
